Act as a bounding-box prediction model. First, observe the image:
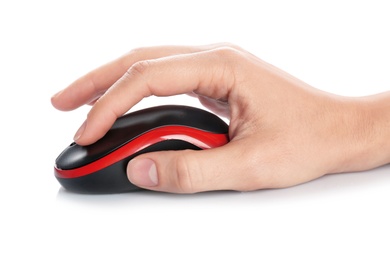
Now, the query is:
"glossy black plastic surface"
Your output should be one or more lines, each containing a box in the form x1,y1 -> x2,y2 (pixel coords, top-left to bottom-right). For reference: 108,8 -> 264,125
56,140 -> 201,193
55,105 -> 228,170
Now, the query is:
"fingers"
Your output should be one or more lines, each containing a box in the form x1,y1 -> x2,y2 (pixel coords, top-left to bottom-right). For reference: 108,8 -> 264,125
127,142 -> 251,193
51,58 -> 128,111
75,47 -> 241,145
51,43 -> 239,111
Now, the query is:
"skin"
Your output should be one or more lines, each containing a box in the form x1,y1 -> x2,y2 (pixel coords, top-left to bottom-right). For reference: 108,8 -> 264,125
51,43 -> 390,193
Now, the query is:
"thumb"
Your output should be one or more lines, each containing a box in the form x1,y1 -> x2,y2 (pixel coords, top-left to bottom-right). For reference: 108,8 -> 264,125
126,144 -> 245,193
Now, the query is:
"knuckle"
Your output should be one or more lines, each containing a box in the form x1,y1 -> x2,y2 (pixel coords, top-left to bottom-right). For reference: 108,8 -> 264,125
129,46 -> 147,55
173,153 -> 198,193
211,42 -> 243,52
208,47 -> 241,90
125,60 -> 154,79
212,46 -> 241,59
126,47 -> 150,59
219,42 -> 244,52
210,46 -> 242,74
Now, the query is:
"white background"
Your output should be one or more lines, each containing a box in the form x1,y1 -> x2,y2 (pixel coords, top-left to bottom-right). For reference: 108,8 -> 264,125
1,0 -> 389,259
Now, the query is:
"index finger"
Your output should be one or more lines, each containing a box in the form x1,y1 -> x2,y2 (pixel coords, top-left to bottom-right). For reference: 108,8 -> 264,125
51,44 -> 233,111
75,47 -> 240,145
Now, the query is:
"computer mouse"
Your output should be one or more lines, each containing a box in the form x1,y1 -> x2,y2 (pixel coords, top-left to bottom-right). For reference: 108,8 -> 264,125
54,105 -> 229,194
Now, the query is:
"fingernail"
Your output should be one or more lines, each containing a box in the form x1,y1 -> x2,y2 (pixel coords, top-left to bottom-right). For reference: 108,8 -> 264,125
127,158 -> 158,187
51,90 -> 63,99
74,120 -> 86,141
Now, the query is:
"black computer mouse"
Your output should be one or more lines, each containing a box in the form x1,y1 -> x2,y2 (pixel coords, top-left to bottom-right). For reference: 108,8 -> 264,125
54,105 -> 229,194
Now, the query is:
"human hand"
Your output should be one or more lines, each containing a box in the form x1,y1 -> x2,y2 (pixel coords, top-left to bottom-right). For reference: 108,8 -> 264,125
51,43 -> 390,193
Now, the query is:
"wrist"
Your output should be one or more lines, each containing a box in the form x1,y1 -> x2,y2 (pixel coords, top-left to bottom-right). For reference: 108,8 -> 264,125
332,92 -> 390,173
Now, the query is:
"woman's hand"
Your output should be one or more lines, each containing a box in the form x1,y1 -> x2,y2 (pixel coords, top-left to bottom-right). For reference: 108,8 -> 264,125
51,43 -> 390,193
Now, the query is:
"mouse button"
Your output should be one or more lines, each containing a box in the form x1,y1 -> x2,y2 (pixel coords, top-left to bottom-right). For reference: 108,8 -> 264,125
121,105 -> 228,134
166,105 -> 228,133
129,139 -> 202,157
55,124 -> 161,170
185,108 -> 228,133
112,105 -> 229,135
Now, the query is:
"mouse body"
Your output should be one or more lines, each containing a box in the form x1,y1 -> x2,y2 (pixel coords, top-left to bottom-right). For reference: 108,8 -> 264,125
54,105 -> 229,193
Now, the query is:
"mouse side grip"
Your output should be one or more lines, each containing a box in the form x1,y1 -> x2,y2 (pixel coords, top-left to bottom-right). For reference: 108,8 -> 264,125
56,140 -> 201,194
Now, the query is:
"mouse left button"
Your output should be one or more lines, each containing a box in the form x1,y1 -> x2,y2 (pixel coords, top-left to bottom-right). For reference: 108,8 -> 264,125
55,143 -> 88,170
